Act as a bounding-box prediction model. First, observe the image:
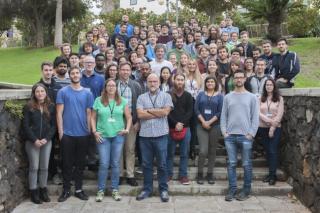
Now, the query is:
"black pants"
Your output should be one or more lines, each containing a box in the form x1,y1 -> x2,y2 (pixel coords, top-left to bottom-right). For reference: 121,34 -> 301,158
49,133 -> 60,177
61,134 -> 89,191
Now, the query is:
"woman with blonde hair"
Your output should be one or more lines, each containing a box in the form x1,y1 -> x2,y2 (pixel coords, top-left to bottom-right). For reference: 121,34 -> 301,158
177,52 -> 190,75
185,58 -> 203,99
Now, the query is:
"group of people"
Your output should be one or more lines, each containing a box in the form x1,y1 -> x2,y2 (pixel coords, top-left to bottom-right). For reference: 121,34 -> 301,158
22,16 -> 298,205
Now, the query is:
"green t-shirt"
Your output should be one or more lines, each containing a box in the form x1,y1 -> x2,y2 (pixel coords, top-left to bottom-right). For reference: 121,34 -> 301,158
93,97 -> 128,137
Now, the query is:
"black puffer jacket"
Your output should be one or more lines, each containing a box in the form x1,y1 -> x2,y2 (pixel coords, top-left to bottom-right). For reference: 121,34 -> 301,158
22,103 -> 56,143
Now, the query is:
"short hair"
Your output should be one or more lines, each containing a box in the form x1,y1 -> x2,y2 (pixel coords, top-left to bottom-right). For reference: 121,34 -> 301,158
233,69 -> 246,77
176,35 -> 184,41
68,66 -> 80,75
116,39 -> 125,46
277,37 -> 288,44
120,22 -> 127,27
141,61 -> 151,68
60,43 -> 71,52
161,23 -> 170,28
217,45 -> 228,53
69,52 -> 79,58
240,31 -> 249,36
148,31 -> 158,37
252,47 -> 261,53
119,62 -> 132,70
154,43 -> 166,53
129,35 -> 139,41
195,41 -> 204,49
95,53 -> 105,59
262,40 -> 272,45
256,58 -> 267,64
41,61 -> 53,70
231,48 -> 241,55
86,31 -> 93,37
53,56 -> 70,68
230,32 -> 238,37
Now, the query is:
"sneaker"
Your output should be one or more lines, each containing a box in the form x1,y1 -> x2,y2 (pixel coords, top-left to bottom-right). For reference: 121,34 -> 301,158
136,167 -> 143,174
236,189 -> 250,201
58,190 -> 71,202
53,173 -> 63,185
136,191 -> 151,201
112,190 -> 121,201
95,190 -> 104,202
179,176 -> 190,185
206,173 -> 215,185
225,189 -> 237,202
75,190 -> 89,201
262,175 -> 270,183
196,173 -> 204,185
160,191 -> 169,202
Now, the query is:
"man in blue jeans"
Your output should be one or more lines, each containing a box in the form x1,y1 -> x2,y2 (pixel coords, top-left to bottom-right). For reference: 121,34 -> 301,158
136,73 -> 173,202
220,69 -> 259,201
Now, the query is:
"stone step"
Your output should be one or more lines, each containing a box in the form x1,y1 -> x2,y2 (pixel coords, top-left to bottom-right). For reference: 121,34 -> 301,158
82,167 -> 286,181
47,180 -> 292,196
151,156 -> 268,167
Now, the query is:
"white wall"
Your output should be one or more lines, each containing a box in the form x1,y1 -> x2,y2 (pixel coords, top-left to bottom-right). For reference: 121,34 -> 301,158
120,0 -> 178,15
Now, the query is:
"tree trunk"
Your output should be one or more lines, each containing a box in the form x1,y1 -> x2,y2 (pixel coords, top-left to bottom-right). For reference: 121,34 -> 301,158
206,8 -> 218,24
267,17 -> 282,44
35,18 -> 44,48
54,0 -> 63,47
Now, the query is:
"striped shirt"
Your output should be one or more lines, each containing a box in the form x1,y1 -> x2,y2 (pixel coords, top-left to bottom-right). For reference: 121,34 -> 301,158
137,90 -> 173,137
53,76 -> 71,88
118,80 -> 132,110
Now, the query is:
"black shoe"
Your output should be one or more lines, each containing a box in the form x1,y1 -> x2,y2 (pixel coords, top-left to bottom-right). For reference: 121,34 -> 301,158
269,177 -> 277,185
58,190 -> 71,202
88,164 -> 98,172
196,173 -> 204,185
225,188 -> 237,202
75,190 -> 89,200
119,177 -> 126,185
206,173 -> 215,185
127,177 -> 139,186
236,189 -> 250,201
160,191 -> 169,202
262,175 -> 270,183
136,191 -> 151,201
39,187 -> 50,202
30,189 -> 42,204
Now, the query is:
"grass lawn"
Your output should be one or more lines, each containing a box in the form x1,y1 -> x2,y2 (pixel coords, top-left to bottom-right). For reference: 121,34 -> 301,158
0,38 -> 319,87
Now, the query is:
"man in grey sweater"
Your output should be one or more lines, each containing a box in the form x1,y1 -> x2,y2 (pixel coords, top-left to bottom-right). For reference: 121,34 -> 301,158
220,69 -> 259,201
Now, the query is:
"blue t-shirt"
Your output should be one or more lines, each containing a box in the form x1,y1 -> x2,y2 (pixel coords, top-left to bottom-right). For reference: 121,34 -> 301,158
80,73 -> 105,99
56,86 -> 94,136
195,91 -> 223,123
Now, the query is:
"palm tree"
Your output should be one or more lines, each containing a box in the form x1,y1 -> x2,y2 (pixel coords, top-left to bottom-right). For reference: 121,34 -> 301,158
54,0 -> 63,47
242,0 -> 291,43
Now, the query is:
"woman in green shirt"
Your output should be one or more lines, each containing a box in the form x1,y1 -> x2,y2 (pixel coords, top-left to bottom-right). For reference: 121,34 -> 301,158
91,79 -> 132,202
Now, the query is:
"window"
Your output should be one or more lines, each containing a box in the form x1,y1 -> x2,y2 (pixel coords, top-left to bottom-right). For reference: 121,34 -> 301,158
130,0 -> 137,5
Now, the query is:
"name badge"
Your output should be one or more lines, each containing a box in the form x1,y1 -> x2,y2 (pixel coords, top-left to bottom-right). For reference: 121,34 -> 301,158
204,109 -> 212,115
108,117 -> 116,123
266,112 -> 272,118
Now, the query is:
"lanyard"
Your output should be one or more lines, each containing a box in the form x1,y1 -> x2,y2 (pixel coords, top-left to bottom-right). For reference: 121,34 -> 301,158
120,82 -> 128,96
108,101 -> 116,118
256,77 -> 263,93
206,91 -> 215,103
266,99 -> 272,113
148,92 -> 159,108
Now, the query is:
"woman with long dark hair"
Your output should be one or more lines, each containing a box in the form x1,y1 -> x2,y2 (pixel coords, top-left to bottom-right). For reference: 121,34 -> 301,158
91,79 -> 132,202
195,76 -> 223,184
258,78 -> 284,185
160,66 -> 173,92
23,83 -> 56,204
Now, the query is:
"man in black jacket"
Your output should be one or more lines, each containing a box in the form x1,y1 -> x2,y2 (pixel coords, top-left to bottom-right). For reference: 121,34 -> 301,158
273,38 -> 300,88
237,31 -> 255,58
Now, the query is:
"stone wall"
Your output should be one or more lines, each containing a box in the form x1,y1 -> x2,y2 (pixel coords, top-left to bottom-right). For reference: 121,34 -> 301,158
0,90 -> 30,213
280,88 -> 320,213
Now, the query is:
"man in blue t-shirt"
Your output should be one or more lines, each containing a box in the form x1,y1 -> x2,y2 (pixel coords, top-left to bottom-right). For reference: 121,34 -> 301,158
56,67 -> 94,202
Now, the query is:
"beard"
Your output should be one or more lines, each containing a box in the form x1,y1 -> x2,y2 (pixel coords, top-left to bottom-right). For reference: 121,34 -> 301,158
57,69 -> 67,76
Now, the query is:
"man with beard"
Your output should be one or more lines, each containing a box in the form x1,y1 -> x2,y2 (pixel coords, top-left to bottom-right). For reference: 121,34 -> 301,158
259,40 -> 278,78
114,15 -> 134,37
166,28 -> 180,51
116,62 -> 142,186
114,40 -> 127,61
167,74 -> 193,184
94,53 -> 106,77
249,58 -> 268,96
166,36 -> 188,62
187,30 -> 203,58
136,62 -> 151,94
216,46 -> 230,76
273,38 -> 300,88
157,24 -> 173,44
53,57 -> 71,88
140,18 -> 148,31
125,36 -> 139,54
80,55 -> 105,171
221,69 -> 259,202
236,31 -> 256,58
136,73 -> 173,202
56,67 -> 94,202
93,38 -> 108,57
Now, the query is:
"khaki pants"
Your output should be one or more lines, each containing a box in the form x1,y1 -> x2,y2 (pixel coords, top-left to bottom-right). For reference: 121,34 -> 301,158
120,125 -> 137,178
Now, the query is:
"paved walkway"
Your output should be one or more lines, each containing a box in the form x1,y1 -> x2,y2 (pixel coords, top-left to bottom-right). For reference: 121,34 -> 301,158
13,195 -> 310,213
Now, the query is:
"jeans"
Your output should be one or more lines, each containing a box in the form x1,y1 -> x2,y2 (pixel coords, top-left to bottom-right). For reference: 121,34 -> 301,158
25,140 -> 52,190
167,128 -> 191,178
258,127 -> 281,177
224,134 -> 253,193
97,135 -> 125,191
61,135 -> 89,191
139,135 -> 168,194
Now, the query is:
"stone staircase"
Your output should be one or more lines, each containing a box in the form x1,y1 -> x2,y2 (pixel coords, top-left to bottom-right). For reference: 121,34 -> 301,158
47,145 -> 293,197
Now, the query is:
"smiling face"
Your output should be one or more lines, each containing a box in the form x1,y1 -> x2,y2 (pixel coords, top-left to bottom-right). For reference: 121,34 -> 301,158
69,68 -> 81,84
105,80 -> 117,95
265,79 -> 275,94
207,60 -> 218,74
34,86 -> 47,103
161,68 -> 171,81
42,64 -> 53,81
205,78 -> 216,91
